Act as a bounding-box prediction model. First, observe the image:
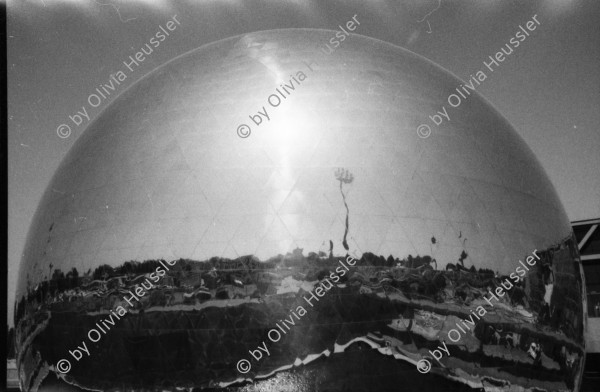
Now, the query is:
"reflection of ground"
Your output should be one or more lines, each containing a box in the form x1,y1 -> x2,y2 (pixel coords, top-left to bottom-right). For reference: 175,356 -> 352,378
15,240 -> 585,392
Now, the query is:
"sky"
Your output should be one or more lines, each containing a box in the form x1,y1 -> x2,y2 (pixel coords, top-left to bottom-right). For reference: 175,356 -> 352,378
7,0 -> 600,326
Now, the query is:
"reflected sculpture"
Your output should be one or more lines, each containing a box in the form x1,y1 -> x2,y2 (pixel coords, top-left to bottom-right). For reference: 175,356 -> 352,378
15,29 -> 586,391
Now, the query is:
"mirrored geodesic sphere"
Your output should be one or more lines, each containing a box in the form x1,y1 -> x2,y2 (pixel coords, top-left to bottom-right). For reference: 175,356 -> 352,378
15,29 -> 586,392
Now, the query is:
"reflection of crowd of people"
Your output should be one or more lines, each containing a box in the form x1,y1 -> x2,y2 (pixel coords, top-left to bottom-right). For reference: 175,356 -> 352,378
481,323 -> 580,378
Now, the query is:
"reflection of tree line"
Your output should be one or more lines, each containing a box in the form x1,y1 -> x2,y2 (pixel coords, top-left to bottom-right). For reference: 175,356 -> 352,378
16,237 -> 583,340
14,249 -> 495,323
31,251 -> 481,291
25,257 -> 270,295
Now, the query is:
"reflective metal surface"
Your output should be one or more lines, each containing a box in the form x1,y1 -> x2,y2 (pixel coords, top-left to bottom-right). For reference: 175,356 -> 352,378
15,29 -> 586,391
